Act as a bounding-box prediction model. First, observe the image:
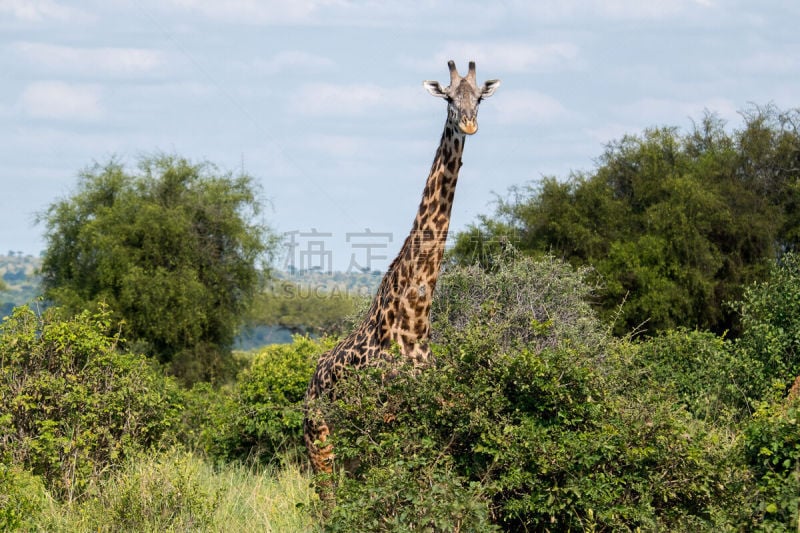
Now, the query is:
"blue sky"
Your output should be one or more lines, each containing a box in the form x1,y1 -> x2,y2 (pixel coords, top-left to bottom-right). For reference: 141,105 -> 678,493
1,0 -> 798,271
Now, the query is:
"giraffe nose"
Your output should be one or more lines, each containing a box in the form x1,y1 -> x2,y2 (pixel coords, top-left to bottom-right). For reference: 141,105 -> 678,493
459,118 -> 478,135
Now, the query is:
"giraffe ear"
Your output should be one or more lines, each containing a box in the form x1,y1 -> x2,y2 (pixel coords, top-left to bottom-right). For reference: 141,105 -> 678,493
423,80 -> 448,98
480,79 -> 501,98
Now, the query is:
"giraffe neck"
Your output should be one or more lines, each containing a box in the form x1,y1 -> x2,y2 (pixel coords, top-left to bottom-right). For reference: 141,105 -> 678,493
367,119 -> 467,352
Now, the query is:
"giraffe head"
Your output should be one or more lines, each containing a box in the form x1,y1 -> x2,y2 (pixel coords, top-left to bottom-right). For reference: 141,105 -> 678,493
423,60 -> 500,135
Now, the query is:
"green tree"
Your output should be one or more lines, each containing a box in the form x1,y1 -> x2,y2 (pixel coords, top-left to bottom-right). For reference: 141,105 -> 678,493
38,154 -> 275,383
452,106 -> 800,335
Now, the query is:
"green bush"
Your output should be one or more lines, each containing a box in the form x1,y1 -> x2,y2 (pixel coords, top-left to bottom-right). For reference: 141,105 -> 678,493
167,380 -> 237,457
327,346 -> 744,531
0,464 -> 47,531
628,328 -> 756,424
322,256 -> 746,530
208,335 -> 337,463
744,398 -> 800,531
433,252 -> 605,355
0,305 -> 180,501
734,252 -> 800,399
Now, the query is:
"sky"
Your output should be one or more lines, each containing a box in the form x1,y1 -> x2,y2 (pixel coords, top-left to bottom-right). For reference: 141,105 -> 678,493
1,0 -> 798,272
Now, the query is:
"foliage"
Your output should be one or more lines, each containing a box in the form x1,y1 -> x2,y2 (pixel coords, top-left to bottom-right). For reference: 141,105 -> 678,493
320,255 -> 746,531
733,253 -> 800,530
4,250 -> 799,530
734,252 -> 800,398
0,464 -> 47,531
452,106 -> 800,335
743,397 -> 800,531
627,328 -> 756,424
433,251 -> 605,354
0,305 -> 180,502
206,335 -> 337,464
38,154 -> 275,383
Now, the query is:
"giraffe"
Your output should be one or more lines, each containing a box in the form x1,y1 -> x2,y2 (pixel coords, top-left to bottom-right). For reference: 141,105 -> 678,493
303,60 -> 500,482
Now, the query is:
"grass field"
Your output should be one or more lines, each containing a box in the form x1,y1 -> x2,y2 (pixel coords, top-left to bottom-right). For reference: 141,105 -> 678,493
33,448 -> 319,532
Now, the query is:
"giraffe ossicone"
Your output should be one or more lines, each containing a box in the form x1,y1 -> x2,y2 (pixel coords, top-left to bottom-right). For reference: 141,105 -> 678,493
303,60 -> 500,490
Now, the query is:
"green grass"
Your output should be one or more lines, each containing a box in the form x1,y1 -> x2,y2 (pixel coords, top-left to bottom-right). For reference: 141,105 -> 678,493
34,447 -> 320,532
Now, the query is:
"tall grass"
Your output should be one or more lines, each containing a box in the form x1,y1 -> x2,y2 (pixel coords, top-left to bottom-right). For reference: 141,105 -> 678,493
35,447 -> 319,532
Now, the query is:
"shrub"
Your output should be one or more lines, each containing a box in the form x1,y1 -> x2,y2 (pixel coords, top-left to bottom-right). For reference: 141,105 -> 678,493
322,255 -> 746,530
628,328 -> 756,424
327,345 -> 745,531
433,252 -> 605,355
744,397 -> 800,530
208,335 -> 337,463
734,252 -> 800,399
0,305 -> 180,501
0,464 -> 47,531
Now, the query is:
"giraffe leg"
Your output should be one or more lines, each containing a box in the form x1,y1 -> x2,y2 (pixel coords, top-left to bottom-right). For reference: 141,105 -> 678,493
304,413 -> 336,515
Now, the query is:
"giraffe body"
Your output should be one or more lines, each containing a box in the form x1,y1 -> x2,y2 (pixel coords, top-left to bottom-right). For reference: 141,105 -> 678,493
304,60 -> 499,478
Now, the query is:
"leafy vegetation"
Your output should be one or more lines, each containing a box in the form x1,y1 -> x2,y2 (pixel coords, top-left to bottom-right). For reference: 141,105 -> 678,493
0,464 -> 46,531
734,252 -> 800,398
0,305 -> 180,502
202,336 -> 337,464
2,250 -> 800,531
38,155 -> 276,383
321,255 -> 750,531
452,106 -> 800,336
2,113 -> 800,530
744,396 -> 800,530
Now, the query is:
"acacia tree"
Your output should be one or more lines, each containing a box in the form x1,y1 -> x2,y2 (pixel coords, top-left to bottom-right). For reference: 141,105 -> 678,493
39,154 -> 275,383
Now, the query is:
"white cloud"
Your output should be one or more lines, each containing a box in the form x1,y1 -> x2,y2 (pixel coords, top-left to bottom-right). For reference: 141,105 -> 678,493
740,51 -> 800,75
19,81 -> 105,120
492,90 -> 569,125
246,50 -> 336,75
508,0 -> 716,22
586,0 -> 713,19
13,42 -> 165,77
289,83 -> 418,117
416,42 -> 579,76
0,0 -> 90,22
166,0 -> 340,24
